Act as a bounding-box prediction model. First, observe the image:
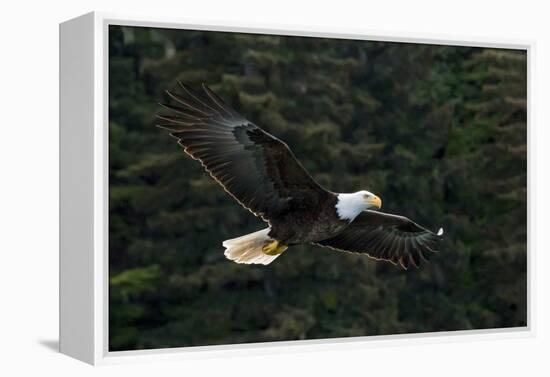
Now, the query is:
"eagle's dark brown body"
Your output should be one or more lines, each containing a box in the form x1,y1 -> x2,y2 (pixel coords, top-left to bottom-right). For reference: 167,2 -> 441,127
268,192 -> 348,245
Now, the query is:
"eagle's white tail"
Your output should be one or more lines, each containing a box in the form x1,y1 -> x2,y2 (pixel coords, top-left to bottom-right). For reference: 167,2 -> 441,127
223,228 -> 283,265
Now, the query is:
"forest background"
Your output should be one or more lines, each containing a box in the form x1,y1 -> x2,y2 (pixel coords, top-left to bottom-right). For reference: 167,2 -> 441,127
108,25 -> 527,351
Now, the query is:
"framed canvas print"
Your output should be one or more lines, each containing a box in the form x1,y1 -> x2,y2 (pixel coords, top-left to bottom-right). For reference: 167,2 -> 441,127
59,12 -> 532,365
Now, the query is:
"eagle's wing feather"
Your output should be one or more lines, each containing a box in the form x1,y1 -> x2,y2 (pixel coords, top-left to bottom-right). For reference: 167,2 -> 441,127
157,83 -> 328,223
315,210 -> 443,269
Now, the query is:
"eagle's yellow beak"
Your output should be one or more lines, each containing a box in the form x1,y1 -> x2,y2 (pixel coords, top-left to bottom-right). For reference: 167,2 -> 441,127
366,195 -> 382,209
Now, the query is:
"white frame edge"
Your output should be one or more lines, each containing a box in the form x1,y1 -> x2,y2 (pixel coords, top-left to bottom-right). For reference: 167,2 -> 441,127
59,11 -> 535,366
59,12 -> 96,364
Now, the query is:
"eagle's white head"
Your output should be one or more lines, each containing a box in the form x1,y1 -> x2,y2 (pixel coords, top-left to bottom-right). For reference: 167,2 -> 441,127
335,190 -> 382,221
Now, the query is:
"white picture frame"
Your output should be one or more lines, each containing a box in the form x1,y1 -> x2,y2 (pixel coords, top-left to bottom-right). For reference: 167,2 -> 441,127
59,11 -> 534,365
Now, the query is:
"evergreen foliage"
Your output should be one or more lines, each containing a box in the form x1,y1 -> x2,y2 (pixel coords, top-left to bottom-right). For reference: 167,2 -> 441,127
108,26 -> 527,351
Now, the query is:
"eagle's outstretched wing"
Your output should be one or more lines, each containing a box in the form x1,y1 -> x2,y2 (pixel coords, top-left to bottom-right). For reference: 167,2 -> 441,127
157,83 -> 329,223
316,210 -> 444,269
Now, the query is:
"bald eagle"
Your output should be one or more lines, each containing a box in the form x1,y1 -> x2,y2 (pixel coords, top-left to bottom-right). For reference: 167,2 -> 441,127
157,83 -> 444,269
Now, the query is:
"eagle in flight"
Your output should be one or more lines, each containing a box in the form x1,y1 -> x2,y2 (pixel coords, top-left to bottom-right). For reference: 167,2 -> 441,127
157,83 -> 444,269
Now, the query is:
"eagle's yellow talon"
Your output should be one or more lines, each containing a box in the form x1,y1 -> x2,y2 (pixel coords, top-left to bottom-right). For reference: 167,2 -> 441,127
262,240 -> 288,256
